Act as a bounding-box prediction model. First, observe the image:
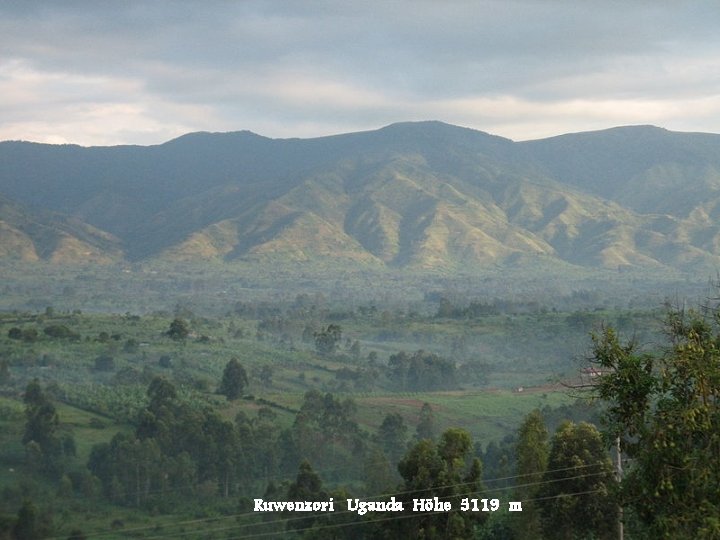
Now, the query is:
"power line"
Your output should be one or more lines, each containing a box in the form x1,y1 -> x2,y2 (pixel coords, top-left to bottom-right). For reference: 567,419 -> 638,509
46,462 -> 613,540
45,450 -> 611,507
147,488 -> 609,540
142,472 -> 609,540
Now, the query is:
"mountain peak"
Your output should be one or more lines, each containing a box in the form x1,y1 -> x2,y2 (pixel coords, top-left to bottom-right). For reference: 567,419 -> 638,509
379,120 -> 496,138
162,129 -> 268,146
3,122 -> 720,272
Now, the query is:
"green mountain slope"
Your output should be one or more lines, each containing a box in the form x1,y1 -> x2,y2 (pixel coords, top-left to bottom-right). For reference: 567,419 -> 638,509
2,121 -> 720,271
0,195 -> 123,263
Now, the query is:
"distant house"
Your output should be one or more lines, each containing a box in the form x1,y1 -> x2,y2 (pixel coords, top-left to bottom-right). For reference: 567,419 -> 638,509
579,366 -> 612,385
581,367 -> 604,378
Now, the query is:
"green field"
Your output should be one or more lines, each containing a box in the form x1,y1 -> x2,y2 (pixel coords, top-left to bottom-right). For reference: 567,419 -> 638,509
0,288 -> 666,539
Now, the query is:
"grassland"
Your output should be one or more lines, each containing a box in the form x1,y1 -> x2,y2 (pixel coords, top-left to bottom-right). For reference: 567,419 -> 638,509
0,275 -> 675,538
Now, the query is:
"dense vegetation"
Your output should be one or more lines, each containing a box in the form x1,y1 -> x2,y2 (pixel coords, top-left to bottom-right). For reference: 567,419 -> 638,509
4,123 -> 720,274
4,111 -> 720,540
1,268 -> 717,538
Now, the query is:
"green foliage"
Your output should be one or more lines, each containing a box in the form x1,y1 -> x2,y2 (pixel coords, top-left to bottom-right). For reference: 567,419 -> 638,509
66,529 -> 87,540
23,379 -> 46,410
158,354 -> 173,368
292,390 -> 364,478
88,377 -> 287,508
375,412 -> 408,465
166,318 -> 189,341
363,447 -> 394,494
22,379 -> 62,475
88,432 -> 162,506
13,500 -> 39,540
0,286 -> 661,536
146,376 -> 177,413
593,307 -> 720,539
415,402 -> 437,441
8,326 -> 22,340
286,460 -> 327,533
218,358 -> 248,401
537,421 -> 617,540
515,410 -> 548,485
9,326 -> 39,342
93,354 -> 115,372
43,324 -> 80,340
258,364 -> 273,387
513,409 -> 548,538
7,123 -> 720,273
349,339 -> 361,359
123,338 -> 139,353
314,324 -> 342,355
0,359 -> 11,385
289,460 -> 323,497
388,349 -> 457,391
388,428 -> 485,539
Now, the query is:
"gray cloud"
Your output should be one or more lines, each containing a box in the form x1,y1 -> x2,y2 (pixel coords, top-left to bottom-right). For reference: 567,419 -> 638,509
1,1 -> 719,145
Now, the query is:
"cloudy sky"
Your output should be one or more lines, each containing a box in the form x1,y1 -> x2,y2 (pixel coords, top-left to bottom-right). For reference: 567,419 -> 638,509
1,1 -> 719,146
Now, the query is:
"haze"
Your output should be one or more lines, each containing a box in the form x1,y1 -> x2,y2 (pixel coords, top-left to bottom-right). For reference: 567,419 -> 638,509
2,1 -> 720,146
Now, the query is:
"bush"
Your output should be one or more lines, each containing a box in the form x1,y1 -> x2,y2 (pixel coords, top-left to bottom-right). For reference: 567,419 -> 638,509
93,355 -> 115,372
158,355 -> 173,368
43,324 -> 80,340
7,327 -> 22,340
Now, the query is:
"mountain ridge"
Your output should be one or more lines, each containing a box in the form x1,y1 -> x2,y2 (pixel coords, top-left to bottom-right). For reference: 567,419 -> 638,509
2,122 -> 720,273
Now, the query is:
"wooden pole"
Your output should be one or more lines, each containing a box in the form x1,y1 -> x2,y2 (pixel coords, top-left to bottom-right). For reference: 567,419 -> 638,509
616,436 -> 624,540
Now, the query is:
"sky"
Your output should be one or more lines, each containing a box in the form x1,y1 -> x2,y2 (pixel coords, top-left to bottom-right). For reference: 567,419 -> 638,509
1,1 -> 719,146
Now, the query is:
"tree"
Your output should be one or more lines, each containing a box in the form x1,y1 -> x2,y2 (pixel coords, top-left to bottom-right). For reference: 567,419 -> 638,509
218,358 -> 248,400
22,379 -> 61,474
158,354 -> 173,368
22,327 -> 39,342
415,402 -> 437,441
93,354 -> 115,371
146,376 -> 177,413
88,433 -> 162,507
123,338 -> 139,353
13,500 -> 39,540
314,324 -> 342,355
166,318 -> 189,341
8,327 -> 22,340
513,409 -> 548,539
292,391 -> 363,476
537,421 -> 616,540
376,412 -> 408,465
136,377 -> 178,444
388,428 -> 485,539
287,459 -> 325,501
364,447 -> 394,494
0,359 -> 11,385
43,324 -> 79,340
285,460 -> 329,533
350,339 -> 361,359
202,414 -> 240,497
258,365 -> 273,387
388,349 -> 457,391
592,308 -> 720,539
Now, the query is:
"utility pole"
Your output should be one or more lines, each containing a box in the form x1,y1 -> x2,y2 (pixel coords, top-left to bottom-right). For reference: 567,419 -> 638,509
616,435 -> 624,540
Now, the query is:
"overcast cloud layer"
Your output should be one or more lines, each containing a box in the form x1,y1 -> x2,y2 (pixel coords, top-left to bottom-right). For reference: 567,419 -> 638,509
1,1 -> 719,146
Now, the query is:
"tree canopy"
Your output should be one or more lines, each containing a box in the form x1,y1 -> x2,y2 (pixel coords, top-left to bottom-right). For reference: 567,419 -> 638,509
393,428 -> 485,539
218,358 -> 248,400
537,421 -> 617,540
166,318 -> 190,341
593,305 -> 720,539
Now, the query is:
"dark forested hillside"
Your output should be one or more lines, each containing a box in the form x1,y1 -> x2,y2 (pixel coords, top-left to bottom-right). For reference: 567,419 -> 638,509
3,122 -> 720,271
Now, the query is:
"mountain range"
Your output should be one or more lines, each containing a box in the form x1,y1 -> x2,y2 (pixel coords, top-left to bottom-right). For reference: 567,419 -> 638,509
2,121 -> 720,273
